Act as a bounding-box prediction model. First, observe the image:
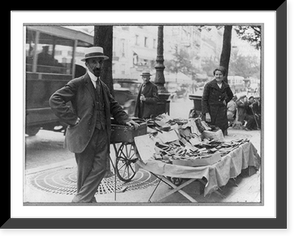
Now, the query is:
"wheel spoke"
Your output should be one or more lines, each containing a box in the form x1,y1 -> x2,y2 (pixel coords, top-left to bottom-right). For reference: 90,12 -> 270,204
127,144 -> 136,160
129,163 -> 135,173
122,165 -> 127,179
117,159 -> 126,170
115,143 -> 137,182
124,164 -> 130,178
118,146 -> 127,158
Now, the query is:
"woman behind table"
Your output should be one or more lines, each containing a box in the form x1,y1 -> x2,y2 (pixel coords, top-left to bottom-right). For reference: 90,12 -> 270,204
202,66 -> 234,136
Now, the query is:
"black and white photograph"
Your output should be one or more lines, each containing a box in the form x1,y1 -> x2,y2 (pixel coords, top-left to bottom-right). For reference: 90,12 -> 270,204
24,23 -> 262,205
6,5 -> 289,232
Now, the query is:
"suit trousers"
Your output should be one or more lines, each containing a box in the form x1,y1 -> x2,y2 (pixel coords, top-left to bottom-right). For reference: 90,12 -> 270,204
72,128 -> 108,203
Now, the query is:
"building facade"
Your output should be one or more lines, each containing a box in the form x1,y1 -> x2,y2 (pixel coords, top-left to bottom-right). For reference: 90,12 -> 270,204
111,25 -> 223,81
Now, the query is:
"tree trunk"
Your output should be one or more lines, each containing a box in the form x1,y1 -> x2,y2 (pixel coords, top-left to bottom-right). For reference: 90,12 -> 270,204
94,25 -> 114,95
220,25 -> 233,83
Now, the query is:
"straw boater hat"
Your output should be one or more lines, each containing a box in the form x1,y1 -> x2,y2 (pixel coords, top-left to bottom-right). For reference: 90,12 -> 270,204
81,46 -> 109,61
140,70 -> 152,76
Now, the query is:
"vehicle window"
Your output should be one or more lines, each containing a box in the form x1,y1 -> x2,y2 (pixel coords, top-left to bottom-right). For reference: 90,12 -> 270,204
25,29 -> 36,72
26,28 -> 75,75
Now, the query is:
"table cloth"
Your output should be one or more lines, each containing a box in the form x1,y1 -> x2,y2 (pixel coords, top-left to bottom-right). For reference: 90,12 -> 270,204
137,141 -> 261,197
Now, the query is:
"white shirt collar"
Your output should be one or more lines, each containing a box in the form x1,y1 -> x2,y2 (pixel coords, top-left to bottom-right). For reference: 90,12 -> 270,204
87,69 -> 98,88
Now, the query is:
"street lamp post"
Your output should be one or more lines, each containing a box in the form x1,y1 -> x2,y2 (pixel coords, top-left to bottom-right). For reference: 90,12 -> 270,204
154,25 -> 170,116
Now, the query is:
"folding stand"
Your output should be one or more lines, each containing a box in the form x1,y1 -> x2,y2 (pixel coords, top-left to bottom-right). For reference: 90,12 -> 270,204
148,174 -> 197,203
147,173 -> 226,203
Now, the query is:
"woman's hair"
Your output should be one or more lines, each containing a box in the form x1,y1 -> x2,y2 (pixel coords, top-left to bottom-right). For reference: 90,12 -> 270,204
213,66 -> 227,76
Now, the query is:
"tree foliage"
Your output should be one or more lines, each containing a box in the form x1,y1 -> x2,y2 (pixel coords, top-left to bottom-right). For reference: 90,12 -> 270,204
201,58 -> 218,77
198,25 -> 261,79
199,25 -> 261,50
229,51 -> 260,78
234,26 -> 261,50
164,46 -> 198,79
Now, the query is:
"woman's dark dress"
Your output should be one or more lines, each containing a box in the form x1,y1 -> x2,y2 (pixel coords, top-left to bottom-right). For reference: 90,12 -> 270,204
202,79 -> 234,133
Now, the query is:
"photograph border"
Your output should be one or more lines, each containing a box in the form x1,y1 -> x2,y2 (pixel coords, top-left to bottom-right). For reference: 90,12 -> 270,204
22,22 -> 264,207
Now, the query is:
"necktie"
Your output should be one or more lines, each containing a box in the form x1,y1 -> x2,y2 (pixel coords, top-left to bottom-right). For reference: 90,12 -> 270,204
96,78 -> 101,95
141,83 -> 146,92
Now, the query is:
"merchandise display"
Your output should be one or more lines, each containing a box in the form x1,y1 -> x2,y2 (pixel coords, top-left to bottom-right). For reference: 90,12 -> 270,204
142,114 -> 249,167
133,114 -> 261,199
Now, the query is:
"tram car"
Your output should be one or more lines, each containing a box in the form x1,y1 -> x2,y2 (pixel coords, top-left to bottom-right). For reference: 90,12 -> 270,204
25,26 -> 94,135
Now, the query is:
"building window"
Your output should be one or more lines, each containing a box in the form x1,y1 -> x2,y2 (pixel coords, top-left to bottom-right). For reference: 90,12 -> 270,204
55,50 -> 62,56
133,53 -> 138,65
121,64 -> 126,75
135,35 -> 139,46
144,37 -> 148,47
153,38 -> 156,49
75,52 -> 84,57
121,39 -> 125,57
26,28 -> 74,75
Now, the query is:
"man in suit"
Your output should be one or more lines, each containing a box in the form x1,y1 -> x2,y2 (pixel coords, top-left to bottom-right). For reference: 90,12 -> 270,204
134,71 -> 159,119
49,46 -> 139,203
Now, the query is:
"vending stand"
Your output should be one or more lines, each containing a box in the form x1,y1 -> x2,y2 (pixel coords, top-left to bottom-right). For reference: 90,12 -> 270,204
109,115 -> 261,202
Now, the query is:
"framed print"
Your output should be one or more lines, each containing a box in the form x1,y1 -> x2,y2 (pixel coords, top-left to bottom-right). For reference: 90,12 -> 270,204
1,2 -> 288,230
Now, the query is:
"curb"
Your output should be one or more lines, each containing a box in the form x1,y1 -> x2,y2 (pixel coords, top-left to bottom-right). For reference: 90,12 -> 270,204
25,158 -> 76,175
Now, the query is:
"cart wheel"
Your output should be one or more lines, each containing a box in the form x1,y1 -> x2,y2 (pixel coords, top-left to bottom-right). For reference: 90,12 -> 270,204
115,143 -> 138,182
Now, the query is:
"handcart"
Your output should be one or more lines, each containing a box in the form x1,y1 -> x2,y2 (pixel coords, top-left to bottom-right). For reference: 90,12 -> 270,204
109,119 -> 147,183
108,118 -> 186,201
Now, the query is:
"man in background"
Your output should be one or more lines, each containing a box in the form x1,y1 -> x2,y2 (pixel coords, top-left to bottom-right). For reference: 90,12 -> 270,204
134,70 -> 159,119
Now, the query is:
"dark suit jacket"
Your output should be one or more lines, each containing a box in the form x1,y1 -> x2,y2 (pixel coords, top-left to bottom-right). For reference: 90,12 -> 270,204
134,81 -> 159,119
49,73 -> 129,153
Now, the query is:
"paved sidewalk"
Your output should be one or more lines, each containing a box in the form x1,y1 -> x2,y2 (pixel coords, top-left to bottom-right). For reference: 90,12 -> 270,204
24,128 -> 262,205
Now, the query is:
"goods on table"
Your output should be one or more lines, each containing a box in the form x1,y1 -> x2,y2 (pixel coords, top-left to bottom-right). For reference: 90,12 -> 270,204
142,114 -> 249,167
171,152 -> 222,167
202,129 -> 224,142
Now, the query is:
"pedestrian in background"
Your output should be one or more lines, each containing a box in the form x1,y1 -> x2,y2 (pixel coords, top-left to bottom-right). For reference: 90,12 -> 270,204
236,95 -> 248,123
253,97 -> 261,129
244,96 -> 260,130
202,66 -> 234,136
227,95 -> 238,123
134,70 -> 159,119
49,46 -> 139,203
